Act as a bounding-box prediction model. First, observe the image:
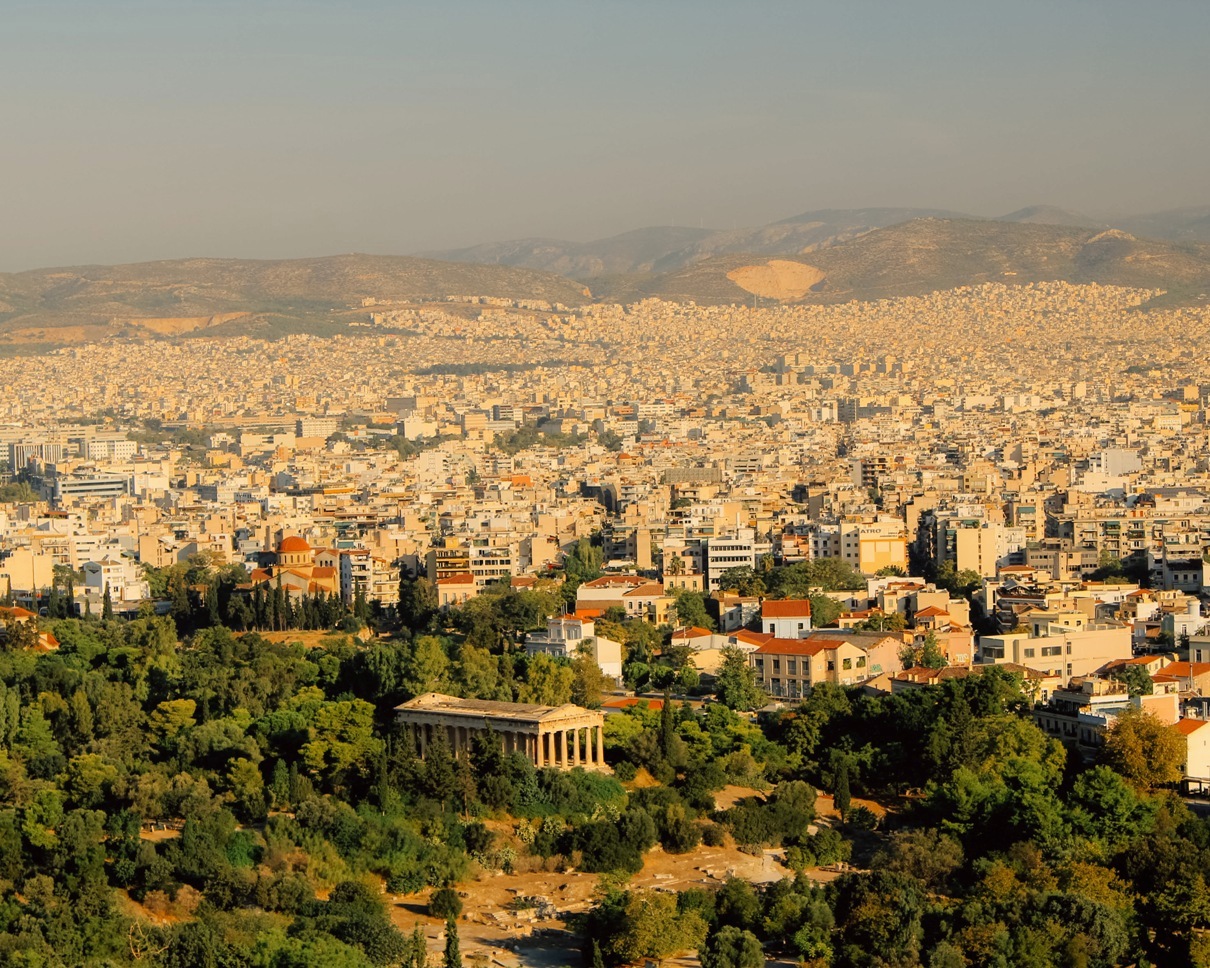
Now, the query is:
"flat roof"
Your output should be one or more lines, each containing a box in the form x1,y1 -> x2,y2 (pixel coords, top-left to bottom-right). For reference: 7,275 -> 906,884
394,692 -> 593,724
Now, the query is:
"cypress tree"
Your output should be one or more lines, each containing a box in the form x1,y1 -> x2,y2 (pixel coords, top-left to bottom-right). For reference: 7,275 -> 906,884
65,575 -> 75,618
442,916 -> 460,968
835,756 -> 851,823
590,939 -> 605,968
2,577 -> 11,607
411,924 -> 427,968
102,583 -> 114,621
206,578 -> 221,627
660,686 -> 676,759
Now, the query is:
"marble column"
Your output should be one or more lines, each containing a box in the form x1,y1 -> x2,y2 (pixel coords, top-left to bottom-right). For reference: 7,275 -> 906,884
536,729 -> 545,768
572,726 -> 580,766
595,724 -> 604,767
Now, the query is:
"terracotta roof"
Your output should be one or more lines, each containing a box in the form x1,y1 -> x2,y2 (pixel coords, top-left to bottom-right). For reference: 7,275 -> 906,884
622,582 -> 667,598
278,536 -> 311,553
1160,661 -> 1210,678
914,606 -> 950,618
1176,718 -> 1210,736
437,572 -> 475,586
761,599 -> 812,618
733,629 -> 774,647
582,575 -> 648,589
753,636 -> 848,656
672,626 -> 714,639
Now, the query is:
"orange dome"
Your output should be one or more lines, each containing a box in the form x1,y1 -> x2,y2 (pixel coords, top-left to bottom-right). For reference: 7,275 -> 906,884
277,536 -> 311,554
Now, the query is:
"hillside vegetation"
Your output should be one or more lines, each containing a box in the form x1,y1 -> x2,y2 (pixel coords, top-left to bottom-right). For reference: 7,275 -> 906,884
594,219 -> 1210,305
0,254 -> 591,346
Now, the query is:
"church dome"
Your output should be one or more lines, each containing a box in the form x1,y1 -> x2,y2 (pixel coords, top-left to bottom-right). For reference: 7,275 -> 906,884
278,536 -> 311,554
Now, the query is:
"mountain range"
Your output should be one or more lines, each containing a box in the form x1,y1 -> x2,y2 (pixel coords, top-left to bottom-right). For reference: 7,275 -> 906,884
423,204 -> 1210,281
1,205 -> 1208,351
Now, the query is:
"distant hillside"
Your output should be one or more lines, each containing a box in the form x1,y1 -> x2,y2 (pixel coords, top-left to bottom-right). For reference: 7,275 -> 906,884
594,219 -> 1210,305
426,208 -> 971,279
426,204 -> 1210,284
1117,206 -> 1210,244
995,205 -> 1107,229
426,226 -> 717,279
0,254 -> 591,347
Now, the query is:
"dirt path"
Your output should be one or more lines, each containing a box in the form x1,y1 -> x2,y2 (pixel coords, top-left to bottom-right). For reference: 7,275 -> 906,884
388,840 -> 794,967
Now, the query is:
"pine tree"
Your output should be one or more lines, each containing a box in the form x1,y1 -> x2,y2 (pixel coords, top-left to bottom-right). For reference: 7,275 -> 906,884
590,939 -> 605,968
442,916 -> 460,968
102,583 -> 114,621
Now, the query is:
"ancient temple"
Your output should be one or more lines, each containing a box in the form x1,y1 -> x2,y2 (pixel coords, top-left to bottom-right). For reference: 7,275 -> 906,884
394,693 -> 607,771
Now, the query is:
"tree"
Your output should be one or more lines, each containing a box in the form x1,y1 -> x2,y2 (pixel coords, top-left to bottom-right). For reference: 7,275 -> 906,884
563,538 -> 604,585
442,916 -> 461,968
899,632 -> 946,670
834,756 -> 852,822
714,647 -> 766,712
410,925 -> 427,968
700,926 -> 766,968
1110,664 -> 1153,698
673,589 -> 714,631
1102,707 -> 1184,790
430,887 -> 462,919
572,646 -> 607,708
102,583 -> 114,621
517,652 -> 574,706
808,593 -> 842,628
403,636 -> 452,697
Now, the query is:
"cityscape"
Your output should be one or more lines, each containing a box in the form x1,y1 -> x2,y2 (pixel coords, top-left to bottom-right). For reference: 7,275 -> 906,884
3,2 -> 1210,967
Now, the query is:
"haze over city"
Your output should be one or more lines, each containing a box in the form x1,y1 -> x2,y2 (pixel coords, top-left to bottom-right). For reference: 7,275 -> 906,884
1,0 -> 1208,270
7,4 -> 1210,968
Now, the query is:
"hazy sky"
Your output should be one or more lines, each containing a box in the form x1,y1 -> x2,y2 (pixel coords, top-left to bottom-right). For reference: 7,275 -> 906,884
2,0 -> 1207,271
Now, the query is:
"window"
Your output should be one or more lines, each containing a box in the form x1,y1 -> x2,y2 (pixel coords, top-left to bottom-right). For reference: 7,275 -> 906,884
857,657 -> 866,668
772,659 -> 781,672
1066,645 -> 1072,655
798,622 -> 805,630
787,659 -> 797,675
1024,648 -> 1036,659
827,661 -> 835,671
843,657 -> 852,670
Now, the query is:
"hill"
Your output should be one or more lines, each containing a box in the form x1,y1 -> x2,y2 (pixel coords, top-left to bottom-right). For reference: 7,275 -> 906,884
1117,206 -> 1210,244
995,205 -> 1107,228
425,208 -> 972,280
425,226 -> 717,279
593,219 -> 1210,305
0,254 -> 591,348
426,204 -> 1210,286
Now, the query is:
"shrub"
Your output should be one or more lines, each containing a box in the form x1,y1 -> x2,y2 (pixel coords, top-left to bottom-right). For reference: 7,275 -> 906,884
702,823 -> 727,847
429,886 -> 463,918
847,805 -> 878,831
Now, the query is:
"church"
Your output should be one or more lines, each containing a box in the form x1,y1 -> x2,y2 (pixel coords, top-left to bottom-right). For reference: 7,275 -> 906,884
247,536 -> 340,601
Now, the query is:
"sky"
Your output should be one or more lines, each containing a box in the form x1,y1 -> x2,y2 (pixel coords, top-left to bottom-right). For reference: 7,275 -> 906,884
1,0 -> 1208,271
